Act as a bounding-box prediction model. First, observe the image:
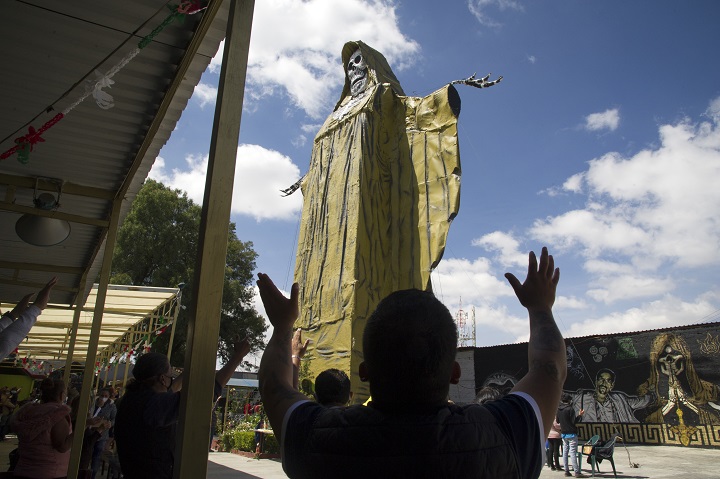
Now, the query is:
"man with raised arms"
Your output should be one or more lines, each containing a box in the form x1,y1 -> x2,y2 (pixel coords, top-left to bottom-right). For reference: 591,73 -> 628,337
258,247 -> 566,478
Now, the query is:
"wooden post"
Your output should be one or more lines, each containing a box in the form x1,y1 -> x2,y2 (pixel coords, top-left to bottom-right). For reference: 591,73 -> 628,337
66,198 -> 122,479
62,302 -> 84,388
166,289 -> 182,361
174,1 -> 254,477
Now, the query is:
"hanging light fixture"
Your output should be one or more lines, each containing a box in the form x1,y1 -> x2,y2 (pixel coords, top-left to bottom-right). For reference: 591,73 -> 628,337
15,178 -> 71,246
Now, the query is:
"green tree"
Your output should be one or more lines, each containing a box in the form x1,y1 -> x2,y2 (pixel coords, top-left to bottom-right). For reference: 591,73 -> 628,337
111,179 -> 266,366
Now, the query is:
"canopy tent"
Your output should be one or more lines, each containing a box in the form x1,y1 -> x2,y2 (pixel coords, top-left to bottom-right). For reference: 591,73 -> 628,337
1,284 -> 181,362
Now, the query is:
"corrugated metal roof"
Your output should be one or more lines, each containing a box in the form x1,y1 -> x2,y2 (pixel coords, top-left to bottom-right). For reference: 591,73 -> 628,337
0,0 -> 230,360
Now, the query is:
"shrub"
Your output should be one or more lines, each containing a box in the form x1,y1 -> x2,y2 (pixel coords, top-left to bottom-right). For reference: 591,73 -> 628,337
219,427 -> 279,454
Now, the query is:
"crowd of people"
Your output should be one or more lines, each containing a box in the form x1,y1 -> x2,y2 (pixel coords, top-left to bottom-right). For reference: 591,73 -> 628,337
1,246 -> 587,478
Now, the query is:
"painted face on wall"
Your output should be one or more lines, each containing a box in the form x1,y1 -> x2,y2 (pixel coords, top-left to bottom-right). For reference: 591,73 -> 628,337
658,345 -> 685,378
596,372 -> 614,396
347,49 -> 369,97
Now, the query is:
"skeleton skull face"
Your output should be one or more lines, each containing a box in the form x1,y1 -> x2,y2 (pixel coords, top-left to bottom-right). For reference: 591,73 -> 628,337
347,49 -> 368,97
658,345 -> 685,378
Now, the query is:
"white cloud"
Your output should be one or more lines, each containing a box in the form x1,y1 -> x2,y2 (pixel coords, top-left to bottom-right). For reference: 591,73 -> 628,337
192,82 -> 217,108
555,295 -> 587,310
563,292 -> 719,338
527,54 -> 536,64
586,273 -> 675,304
584,108 -> 620,132
149,145 -> 303,221
562,172 -> 584,194
439,96 -> 720,338
208,0 -> 419,119
431,257 -> 513,308
467,0 -> 525,28
291,135 -> 307,148
472,231 -> 527,267
547,103 -> 720,269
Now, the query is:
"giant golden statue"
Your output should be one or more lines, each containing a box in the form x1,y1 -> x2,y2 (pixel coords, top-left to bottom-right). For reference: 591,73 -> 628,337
290,41 -> 500,401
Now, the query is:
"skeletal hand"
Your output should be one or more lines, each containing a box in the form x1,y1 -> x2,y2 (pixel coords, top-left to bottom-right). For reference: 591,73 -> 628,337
450,72 -> 503,89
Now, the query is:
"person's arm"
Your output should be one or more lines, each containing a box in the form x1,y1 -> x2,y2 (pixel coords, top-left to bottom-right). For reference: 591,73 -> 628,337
257,274 -> 308,445
50,414 -> 74,453
505,247 -> 567,437
215,336 -> 251,389
0,278 -> 57,359
575,409 -> 585,423
0,293 -> 33,333
291,328 -> 309,390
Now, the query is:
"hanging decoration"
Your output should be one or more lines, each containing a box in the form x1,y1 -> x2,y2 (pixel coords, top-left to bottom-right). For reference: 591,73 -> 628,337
0,1 -> 207,163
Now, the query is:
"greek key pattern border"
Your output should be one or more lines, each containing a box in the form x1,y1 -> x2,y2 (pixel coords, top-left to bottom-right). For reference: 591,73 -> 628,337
577,423 -> 720,448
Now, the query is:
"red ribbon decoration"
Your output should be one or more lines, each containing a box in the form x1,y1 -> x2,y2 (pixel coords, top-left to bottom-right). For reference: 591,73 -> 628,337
177,0 -> 204,14
1,112 -> 64,161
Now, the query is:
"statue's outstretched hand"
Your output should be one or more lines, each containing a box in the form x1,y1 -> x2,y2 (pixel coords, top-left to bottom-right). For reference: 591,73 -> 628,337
450,72 -> 503,89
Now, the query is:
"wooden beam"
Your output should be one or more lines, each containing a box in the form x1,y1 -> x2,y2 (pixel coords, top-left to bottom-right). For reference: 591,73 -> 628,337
0,260 -> 85,275
0,201 -> 109,227
0,278 -> 78,293
175,1 -> 254,477
0,173 -> 115,200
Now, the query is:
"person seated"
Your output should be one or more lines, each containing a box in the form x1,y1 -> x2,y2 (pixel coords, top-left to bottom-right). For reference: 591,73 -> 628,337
114,336 -> 250,479
257,247 -> 567,478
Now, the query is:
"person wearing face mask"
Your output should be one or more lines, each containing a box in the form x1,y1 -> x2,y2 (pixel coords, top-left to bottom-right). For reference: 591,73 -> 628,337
114,336 -> 250,479
89,388 -> 116,479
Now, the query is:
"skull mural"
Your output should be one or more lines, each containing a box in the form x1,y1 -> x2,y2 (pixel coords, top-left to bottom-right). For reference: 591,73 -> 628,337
347,49 -> 369,97
659,345 -> 685,378
637,332 -> 720,428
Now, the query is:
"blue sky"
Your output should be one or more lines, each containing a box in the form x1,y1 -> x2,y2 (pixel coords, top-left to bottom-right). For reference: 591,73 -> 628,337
150,0 -> 720,354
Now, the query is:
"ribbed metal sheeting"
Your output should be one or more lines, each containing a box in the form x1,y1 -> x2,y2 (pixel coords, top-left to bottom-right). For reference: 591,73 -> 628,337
0,1 -> 229,312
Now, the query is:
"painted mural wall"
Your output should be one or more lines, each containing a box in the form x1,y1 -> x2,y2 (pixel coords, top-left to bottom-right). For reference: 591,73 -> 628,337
462,322 -> 720,448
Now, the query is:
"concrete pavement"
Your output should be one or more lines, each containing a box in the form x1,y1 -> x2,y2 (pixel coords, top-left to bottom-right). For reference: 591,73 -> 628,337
207,443 -> 718,478
1,433 -> 715,478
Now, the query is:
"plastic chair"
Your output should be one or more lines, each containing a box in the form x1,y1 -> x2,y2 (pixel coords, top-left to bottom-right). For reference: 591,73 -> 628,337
587,435 -> 618,478
577,434 -> 600,469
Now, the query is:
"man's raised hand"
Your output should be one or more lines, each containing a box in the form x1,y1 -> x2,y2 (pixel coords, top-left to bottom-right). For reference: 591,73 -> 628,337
33,277 -> 58,310
292,328 -> 310,359
504,247 -> 559,313
256,273 -> 299,332
233,335 -> 251,358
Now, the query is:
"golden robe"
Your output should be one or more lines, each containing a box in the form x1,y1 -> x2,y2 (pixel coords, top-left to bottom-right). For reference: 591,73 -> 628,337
294,41 -> 461,401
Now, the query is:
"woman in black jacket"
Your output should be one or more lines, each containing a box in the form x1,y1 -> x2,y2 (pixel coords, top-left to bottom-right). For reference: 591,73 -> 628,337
556,393 -> 587,477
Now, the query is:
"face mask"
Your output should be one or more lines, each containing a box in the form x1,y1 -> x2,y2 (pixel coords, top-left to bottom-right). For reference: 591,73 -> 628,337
99,397 -> 108,404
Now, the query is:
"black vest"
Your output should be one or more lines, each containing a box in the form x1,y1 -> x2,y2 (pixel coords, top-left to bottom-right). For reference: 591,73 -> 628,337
291,403 -> 522,478
114,386 -> 176,479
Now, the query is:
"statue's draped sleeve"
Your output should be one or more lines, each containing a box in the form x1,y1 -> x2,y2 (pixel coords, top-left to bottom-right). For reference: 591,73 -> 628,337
403,84 -> 461,290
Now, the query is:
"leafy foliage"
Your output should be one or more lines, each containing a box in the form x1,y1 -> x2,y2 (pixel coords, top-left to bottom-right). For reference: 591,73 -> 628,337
220,429 -> 279,454
111,179 -> 267,366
